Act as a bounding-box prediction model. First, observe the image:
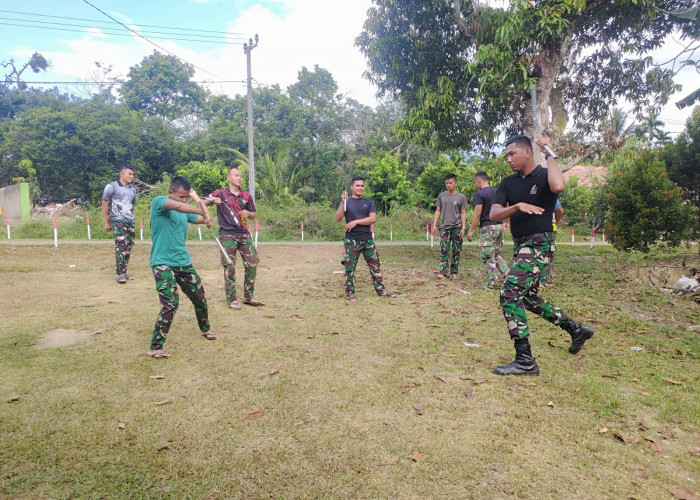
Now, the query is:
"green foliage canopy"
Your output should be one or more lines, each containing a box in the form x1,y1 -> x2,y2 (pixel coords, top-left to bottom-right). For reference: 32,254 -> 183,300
605,154 -> 694,251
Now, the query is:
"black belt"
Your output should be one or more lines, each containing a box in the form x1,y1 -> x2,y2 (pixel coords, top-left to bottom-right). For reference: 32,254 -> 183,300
512,231 -> 553,246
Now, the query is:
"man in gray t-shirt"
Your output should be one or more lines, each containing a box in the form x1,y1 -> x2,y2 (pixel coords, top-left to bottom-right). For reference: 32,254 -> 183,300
102,166 -> 137,283
432,174 -> 467,279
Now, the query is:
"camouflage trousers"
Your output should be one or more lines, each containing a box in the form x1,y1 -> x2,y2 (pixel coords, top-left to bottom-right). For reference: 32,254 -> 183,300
479,224 -> 509,288
500,232 -> 569,340
343,237 -> 386,296
150,264 -> 210,350
439,226 -> 463,276
540,231 -> 557,285
113,221 -> 135,276
221,233 -> 259,303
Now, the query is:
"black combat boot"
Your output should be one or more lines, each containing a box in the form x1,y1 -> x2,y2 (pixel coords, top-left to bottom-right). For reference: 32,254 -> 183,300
493,338 -> 540,376
561,318 -> 595,354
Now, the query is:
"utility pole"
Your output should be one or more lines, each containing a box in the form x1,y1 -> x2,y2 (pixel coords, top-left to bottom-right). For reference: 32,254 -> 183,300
244,34 -> 259,201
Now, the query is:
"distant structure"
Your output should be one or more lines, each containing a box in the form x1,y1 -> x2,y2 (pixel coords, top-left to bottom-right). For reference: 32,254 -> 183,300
563,165 -> 608,187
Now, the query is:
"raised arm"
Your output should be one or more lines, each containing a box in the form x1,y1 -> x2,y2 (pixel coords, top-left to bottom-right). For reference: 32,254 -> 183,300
534,137 -> 565,194
335,190 -> 348,222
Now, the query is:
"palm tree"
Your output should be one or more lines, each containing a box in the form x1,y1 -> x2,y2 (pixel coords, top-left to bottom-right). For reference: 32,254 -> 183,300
601,107 -> 633,149
635,113 -> 667,145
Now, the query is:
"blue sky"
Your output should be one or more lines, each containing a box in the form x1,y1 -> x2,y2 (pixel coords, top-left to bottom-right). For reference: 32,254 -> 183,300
1,1 -> 696,136
1,0 -> 377,104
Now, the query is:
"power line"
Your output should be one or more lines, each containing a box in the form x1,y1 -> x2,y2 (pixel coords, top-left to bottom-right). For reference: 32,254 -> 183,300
0,16 -> 244,42
0,9 -> 241,35
81,0 -> 222,79
0,21 -> 243,45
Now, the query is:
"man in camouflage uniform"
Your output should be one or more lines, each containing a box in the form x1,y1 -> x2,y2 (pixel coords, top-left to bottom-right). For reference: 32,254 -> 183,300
205,167 -> 261,309
489,135 -> 594,376
432,174 -> 467,279
335,176 -> 395,301
467,171 -> 508,289
148,176 -> 216,358
102,166 -> 136,283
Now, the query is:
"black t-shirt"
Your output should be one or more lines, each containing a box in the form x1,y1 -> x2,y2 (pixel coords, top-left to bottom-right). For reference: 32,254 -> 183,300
494,165 -> 558,238
344,197 -> 376,241
473,186 -> 498,228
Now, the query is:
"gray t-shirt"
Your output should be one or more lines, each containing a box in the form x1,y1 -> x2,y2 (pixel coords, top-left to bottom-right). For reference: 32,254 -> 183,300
102,180 -> 136,224
436,191 -> 467,230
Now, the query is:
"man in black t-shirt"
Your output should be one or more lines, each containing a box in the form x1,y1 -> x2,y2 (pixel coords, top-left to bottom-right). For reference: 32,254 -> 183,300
335,176 -> 395,301
467,171 -> 508,289
489,135 -> 594,376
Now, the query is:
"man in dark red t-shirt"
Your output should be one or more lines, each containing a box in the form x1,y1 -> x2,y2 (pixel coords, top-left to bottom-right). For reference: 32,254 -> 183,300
205,167 -> 261,309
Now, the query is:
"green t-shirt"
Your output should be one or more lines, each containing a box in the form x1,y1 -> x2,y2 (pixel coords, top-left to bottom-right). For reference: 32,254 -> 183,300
149,196 -> 199,267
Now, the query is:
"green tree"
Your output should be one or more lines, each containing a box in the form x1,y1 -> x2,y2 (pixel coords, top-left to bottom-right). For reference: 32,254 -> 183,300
2,52 -> 50,92
357,0 -> 697,159
658,106 -> 700,208
119,51 -> 206,122
356,153 -> 413,214
605,153 -> 693,251
177,159 -> 228,195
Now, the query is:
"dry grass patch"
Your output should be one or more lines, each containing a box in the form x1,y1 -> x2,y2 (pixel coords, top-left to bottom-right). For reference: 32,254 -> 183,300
0,242 -> 698,499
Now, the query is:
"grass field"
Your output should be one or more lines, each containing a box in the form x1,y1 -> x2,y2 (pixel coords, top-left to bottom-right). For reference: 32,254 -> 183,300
0,241 -> 698,499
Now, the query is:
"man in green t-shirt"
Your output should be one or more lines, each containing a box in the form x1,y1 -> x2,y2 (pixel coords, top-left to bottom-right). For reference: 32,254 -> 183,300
148,176 -> 217,358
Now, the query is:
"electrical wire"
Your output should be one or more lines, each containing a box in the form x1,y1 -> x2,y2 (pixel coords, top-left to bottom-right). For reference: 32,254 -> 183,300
0,9 -> 242,35
0,21 -> 242,45
0,16 -> 244,42
81,0 -> 222,78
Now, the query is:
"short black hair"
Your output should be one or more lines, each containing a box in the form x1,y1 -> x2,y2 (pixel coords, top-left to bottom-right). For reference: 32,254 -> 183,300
475,171 -> 489,181
119,165 -> 134,173
445,173 -> 457,181
228,166 -> 241,175
351,176 -> 365,185
170,176 -> 191,192
505,135 -> 532,151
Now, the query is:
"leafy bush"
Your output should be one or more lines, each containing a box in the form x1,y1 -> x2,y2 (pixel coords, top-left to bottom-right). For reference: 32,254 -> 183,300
605,153 -> 694,252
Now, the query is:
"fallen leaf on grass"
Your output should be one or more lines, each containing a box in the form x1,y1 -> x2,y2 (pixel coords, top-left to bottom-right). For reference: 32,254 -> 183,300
671,394 -> 683,399
412,452 -> 422,462
118,422 -> 126,429
575,386 -> 583,392
464,389 -> 473,398
613,432 -> 629,444
434,375 -> 448,383
547,401 -> 554,408
670,489 -> 698,500
639,391 -> 652,397
412,404 -> 424,416
149,375 -> 165,380
247,410 -> 265,418
474,317 -> 487,323
650,441 -> 664,453
495,410 -> 504,416
6,396 -> 19,403
157,445 -> 170,452
154,400 -> 171,405
400,382 -> 420,388
663,378 -> 683,386
89,328 -> 107,336
601,374 -> 618,380
599,427 -> 609,433
269,370 -> 280,376
292,314 -> 304,321
638,419 -> 650,431
689,448 -> 700,457
263,315 -> 276,319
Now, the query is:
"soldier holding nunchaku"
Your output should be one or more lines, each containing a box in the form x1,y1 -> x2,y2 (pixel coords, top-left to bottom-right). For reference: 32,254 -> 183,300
203,166 -> 263,309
